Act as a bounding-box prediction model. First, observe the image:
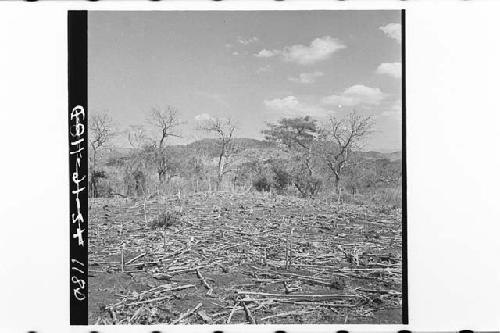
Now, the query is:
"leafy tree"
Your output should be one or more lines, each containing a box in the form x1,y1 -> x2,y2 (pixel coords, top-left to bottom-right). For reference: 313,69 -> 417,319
262,116 -> 321,197
262,116 -> 318,151
270,162 -> 292,194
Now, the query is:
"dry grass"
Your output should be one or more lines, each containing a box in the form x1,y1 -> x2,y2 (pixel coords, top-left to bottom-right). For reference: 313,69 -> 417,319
88,192 -> 403,325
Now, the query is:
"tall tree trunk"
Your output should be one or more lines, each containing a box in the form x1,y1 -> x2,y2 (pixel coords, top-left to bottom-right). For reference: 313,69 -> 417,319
158,170 -> 166,184
216,175 -> 222,191
217,155 -> 225,191
157,149 -> 168,186
91,149 -> 97,198
91,175 -> 99,198
333,171 -> 341,203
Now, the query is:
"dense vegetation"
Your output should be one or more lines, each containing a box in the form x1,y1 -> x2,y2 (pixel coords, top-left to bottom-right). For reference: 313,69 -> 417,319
89,109 -> 402,208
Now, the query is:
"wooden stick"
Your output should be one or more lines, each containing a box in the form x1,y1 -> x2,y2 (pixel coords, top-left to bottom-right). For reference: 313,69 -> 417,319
163,229 -> 167,252
129,305 -> 144,324
284,236 -> 289,270
250,266 -> 340,286
171,302 -> 202,324
356,288 -> 402,295
236,290 -> 361,299
196,268 -> 214,296
287,228 -> 294,269
242,301 -> 256,324
143,196 -> 147,224
107,307 -> 117,325
280,300 -> 358,307
125,252 -> 146,265
261,309 -> 312,321
226,303 -> 239,324
110,284 -> 195,308
120,243 -> 125,272
197,309 -> 213,324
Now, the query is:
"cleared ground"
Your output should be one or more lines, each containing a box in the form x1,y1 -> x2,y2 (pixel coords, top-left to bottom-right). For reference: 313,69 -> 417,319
89,192 -> 403,324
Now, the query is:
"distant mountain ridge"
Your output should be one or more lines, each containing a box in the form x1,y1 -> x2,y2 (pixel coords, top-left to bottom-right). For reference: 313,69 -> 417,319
107,138 -> 401,162
186,138 -> 275,150
359,150 -> 402,161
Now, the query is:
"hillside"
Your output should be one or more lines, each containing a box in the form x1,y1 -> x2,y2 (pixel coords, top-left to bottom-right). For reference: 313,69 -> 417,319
102,139 -> 401,169
358,151 -> 402,162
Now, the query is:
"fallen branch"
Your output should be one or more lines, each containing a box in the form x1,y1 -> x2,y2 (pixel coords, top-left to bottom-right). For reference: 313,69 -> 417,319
111,284 -> 195,308
250,266 -> 343,287
196,268 -> 214,296
129,306 -> 144,324
237,290 -> 361,300
125,252 -> 146,265
171,302 -> 203,324
261,309 -> 312,321
226,303 -> 239,324
197,310 -> 213,324
242,301 -> 256,324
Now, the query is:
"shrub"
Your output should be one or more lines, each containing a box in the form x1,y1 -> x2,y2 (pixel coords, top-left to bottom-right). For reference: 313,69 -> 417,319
150,211 -> 182,229
91,170 -> 110,198
293,174 -> 322,198
339,187 -> 402,208
253,175 -> 271,192
271,165 -> 291,193
124,170 -> 147,197
368,187 -> 402,208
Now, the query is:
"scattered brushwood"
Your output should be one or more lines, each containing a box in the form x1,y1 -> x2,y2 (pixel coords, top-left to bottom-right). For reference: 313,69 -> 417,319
149,211 -> 182,251
149,211 -> 182,229
89,192 -> 403,325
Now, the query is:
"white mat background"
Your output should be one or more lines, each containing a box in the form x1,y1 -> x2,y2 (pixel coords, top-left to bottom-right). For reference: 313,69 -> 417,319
0,1 -> 499,332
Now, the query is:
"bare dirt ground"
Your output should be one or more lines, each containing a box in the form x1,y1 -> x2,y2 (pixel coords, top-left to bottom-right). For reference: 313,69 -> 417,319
88,192 -> 403,325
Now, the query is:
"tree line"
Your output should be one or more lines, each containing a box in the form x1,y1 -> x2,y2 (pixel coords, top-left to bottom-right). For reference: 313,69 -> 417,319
89,106 -> 401,205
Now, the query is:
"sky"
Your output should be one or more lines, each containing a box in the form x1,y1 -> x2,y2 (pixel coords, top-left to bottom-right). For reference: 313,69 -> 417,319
89,11 -> 402,152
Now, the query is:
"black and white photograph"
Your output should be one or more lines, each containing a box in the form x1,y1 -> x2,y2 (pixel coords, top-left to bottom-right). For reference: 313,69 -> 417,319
85,10 -> 405,325
4,1 -> 500,332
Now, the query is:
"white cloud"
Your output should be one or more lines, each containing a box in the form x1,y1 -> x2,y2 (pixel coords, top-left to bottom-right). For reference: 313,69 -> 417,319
379,23 -> 402,43
264,95 -> 328,117
322,84 -> 387,107
284,36 -> 346,65
194,113 -> 212,121
265,96 -> 299,110
256,49 -> 279,58
376,62 -> 402,78
381,100 -> 402,120
288,71 -> 324,84
237,36 -> 259,45
255,36 -> 345,65
256,64 -> 272,74
232,51 -> 240,56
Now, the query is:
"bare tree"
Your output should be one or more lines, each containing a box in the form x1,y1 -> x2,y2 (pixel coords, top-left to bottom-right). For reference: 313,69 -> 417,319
89,113 -> 114,197
127,125 -> 149,149
321,111 -> 374,202
198,117 -> 237,191
148,106 -> 182,184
